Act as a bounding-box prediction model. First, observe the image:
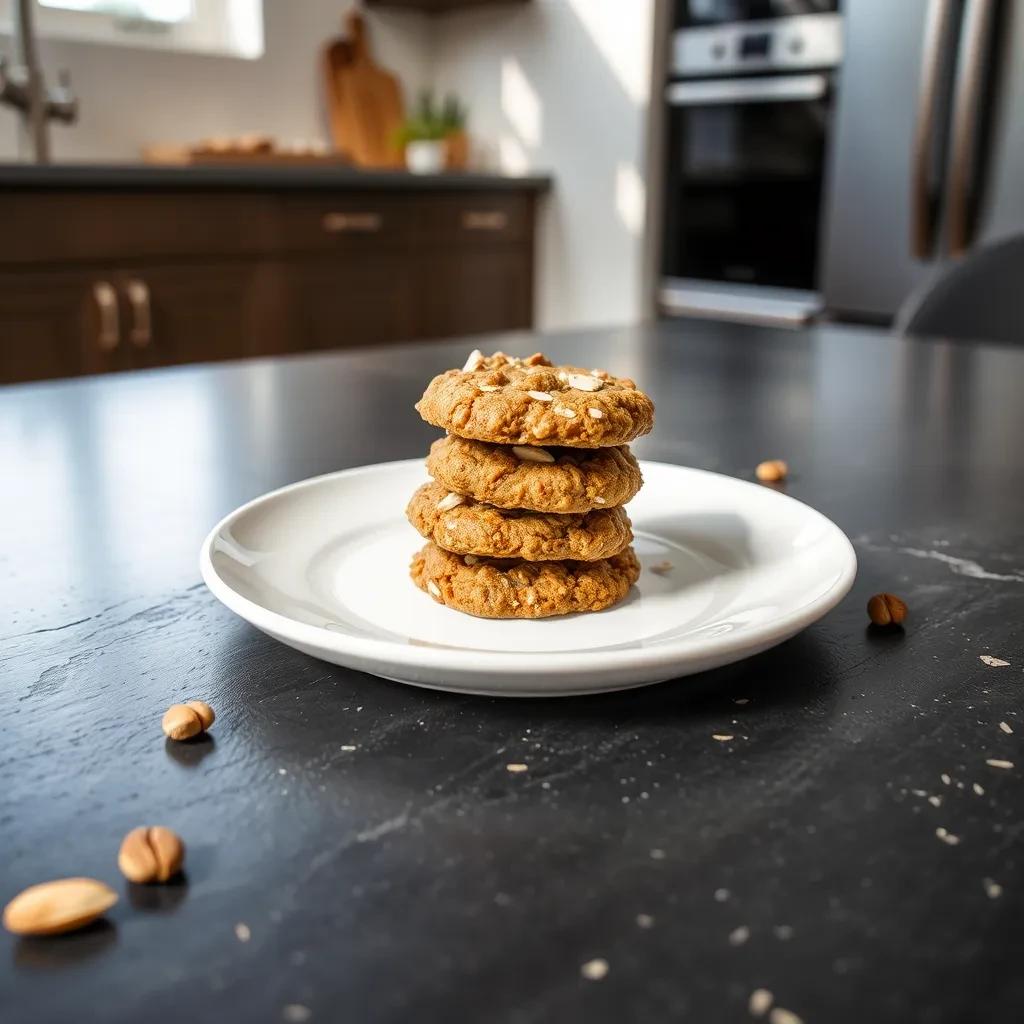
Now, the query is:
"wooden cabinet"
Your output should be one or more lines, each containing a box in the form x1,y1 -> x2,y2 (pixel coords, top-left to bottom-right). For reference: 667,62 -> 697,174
113,263 -> 284,368
281,258 -> 416,352
0,271 -> 124,382
0,183 -> 540,385
419,247 -> 531,338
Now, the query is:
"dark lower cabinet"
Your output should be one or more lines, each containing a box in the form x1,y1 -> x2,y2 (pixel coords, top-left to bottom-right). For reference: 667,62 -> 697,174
280,258 -> 416,352
118,263 -> 284,368
419,246 -> 532,339
0,186 -> 539,385
0,271 -> 125,383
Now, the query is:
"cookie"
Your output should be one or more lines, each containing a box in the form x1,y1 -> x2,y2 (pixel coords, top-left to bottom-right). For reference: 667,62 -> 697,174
407,481 -> 632,562
426,435 -> 642,514
415,350 -> 655,448
410,542 -> 641,619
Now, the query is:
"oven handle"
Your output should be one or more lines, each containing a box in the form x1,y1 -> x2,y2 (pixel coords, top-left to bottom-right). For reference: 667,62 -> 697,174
665,73 -> 828,106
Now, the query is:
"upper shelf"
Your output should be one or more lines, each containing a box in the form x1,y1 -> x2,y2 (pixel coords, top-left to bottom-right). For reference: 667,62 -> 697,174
0,163 -> 552,193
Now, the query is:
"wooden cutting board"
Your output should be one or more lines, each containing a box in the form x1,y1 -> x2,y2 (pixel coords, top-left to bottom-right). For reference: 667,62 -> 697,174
323,12 -> 404,169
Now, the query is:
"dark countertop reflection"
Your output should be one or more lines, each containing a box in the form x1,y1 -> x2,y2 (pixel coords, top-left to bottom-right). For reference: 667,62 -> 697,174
2,319 -> 1023,1024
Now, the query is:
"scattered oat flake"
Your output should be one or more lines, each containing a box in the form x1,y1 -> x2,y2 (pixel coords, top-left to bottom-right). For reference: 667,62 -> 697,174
506,763 -> 528,773
911,789 -> 927,797
749,989 -> 774,1017
340,744 -> 357,752
580,958 -> 609,980
234,922 -> 251,943
649,561 -> 673,575
734,698 -> 750,705
714,887 -> 730,902
427,580 -> 441,598
477,383 -> 500,392
769,1009 -> 804,1024
1000,721 -> 1013,734
980,655 -> 1010,667
984,878 -> 1003,899
713,734 -> 735,742
588,407 -> 604,419
594,496 -> 607,504
935,827 -> 960,845
636,913 -> 654,929
282,1007 -> 312,1023
941,773 -> 952,786
729,925 -> 751,946
650,848 -> 667,860
773,924 -> 794,940
986,759 -> 1014,770
928,795 -> 942,807
973,782 -> 985,796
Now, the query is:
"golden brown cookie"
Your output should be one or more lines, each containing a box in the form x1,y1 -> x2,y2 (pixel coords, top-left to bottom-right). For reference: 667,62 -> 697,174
426,435 -> 642,514
410,542 -> 641,619
415,351 -> 655,448
407,481 -> 632,562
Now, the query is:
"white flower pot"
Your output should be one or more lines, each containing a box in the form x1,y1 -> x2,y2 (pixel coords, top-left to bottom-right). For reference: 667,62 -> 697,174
405,140 -> 446,175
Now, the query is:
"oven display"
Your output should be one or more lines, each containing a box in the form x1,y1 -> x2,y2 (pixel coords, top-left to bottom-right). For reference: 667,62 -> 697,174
740,32 -> 772,58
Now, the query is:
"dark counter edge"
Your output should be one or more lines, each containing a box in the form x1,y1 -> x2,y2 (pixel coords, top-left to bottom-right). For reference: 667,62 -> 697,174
0,163 -> 553,193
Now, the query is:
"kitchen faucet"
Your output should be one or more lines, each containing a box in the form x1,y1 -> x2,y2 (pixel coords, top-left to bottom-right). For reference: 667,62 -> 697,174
0,0 -> 77,163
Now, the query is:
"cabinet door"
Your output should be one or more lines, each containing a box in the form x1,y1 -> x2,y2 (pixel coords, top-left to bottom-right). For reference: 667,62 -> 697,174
117,262 -> 284,369
418,246 -> 532,339
280,257 -> 416,352
0,270 -> 128,384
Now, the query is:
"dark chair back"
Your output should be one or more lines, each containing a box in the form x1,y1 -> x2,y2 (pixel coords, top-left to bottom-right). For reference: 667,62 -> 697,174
896,234 -> 1024,344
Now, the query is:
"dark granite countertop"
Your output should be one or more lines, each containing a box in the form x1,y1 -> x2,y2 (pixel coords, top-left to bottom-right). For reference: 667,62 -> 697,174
2,319 -> 1023,1023
0,162 -> 552,192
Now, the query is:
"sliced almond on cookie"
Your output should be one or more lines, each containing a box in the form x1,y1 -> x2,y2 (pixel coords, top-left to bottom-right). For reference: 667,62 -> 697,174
512,445 -> 556,464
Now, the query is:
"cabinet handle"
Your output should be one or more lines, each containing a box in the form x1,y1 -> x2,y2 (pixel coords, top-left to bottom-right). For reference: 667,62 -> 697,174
462,210 -> 509,231
322,212 -> 382,233
93,281 -> 120,352
126,279 -> 152,348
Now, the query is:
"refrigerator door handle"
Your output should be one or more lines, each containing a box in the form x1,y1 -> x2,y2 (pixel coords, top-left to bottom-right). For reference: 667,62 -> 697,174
911,0 -> 958,260
945,0 -> 1001,257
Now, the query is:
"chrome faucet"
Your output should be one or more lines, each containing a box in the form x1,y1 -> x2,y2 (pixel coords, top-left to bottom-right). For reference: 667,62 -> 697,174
0,0 -> 77,163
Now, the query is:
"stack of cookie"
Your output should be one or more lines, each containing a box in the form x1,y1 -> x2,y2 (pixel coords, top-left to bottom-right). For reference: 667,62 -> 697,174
406,350 -> 655,619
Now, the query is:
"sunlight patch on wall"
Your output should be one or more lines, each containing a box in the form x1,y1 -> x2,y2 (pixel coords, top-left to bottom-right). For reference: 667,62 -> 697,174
501,56 -> 542,148
499,134 -> 531,175
615,161 -> 646,237
564,0 -> 653,106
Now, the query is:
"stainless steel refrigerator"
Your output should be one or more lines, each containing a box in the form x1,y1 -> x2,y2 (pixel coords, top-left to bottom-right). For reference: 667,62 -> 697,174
821,0 -> 1024,321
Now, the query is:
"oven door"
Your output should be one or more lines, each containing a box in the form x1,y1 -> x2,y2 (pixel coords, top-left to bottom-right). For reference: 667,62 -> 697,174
661,73 -> 830,293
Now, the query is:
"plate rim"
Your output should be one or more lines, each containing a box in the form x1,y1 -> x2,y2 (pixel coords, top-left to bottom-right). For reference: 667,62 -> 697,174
199,459 -> 858,679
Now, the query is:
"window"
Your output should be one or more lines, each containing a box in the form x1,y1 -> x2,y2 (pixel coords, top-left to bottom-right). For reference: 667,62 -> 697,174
40,1 -> 193,22
0,0 -> 264,59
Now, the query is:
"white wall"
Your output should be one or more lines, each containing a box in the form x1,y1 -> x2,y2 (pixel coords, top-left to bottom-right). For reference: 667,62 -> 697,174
429,0 -> 659,330
0,1 -> 432,161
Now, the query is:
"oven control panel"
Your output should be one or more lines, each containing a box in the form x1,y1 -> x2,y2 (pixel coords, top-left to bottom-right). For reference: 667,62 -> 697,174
671,13 -> 843,77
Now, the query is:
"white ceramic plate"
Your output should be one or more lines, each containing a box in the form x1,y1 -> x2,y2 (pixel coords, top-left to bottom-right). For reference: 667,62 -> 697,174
200,460 -> 856,697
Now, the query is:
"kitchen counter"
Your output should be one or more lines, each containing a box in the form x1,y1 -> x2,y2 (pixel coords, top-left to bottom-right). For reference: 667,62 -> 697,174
0,162 -> 552,192
3,319 -> 1024,1023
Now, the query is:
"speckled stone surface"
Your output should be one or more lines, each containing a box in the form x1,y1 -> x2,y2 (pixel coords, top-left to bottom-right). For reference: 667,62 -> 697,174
3,321 -> 1024,1023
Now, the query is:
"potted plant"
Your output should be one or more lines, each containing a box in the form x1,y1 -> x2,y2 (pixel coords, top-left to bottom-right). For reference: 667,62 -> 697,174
440,93 -> 469,170
397,91 -> 469,174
